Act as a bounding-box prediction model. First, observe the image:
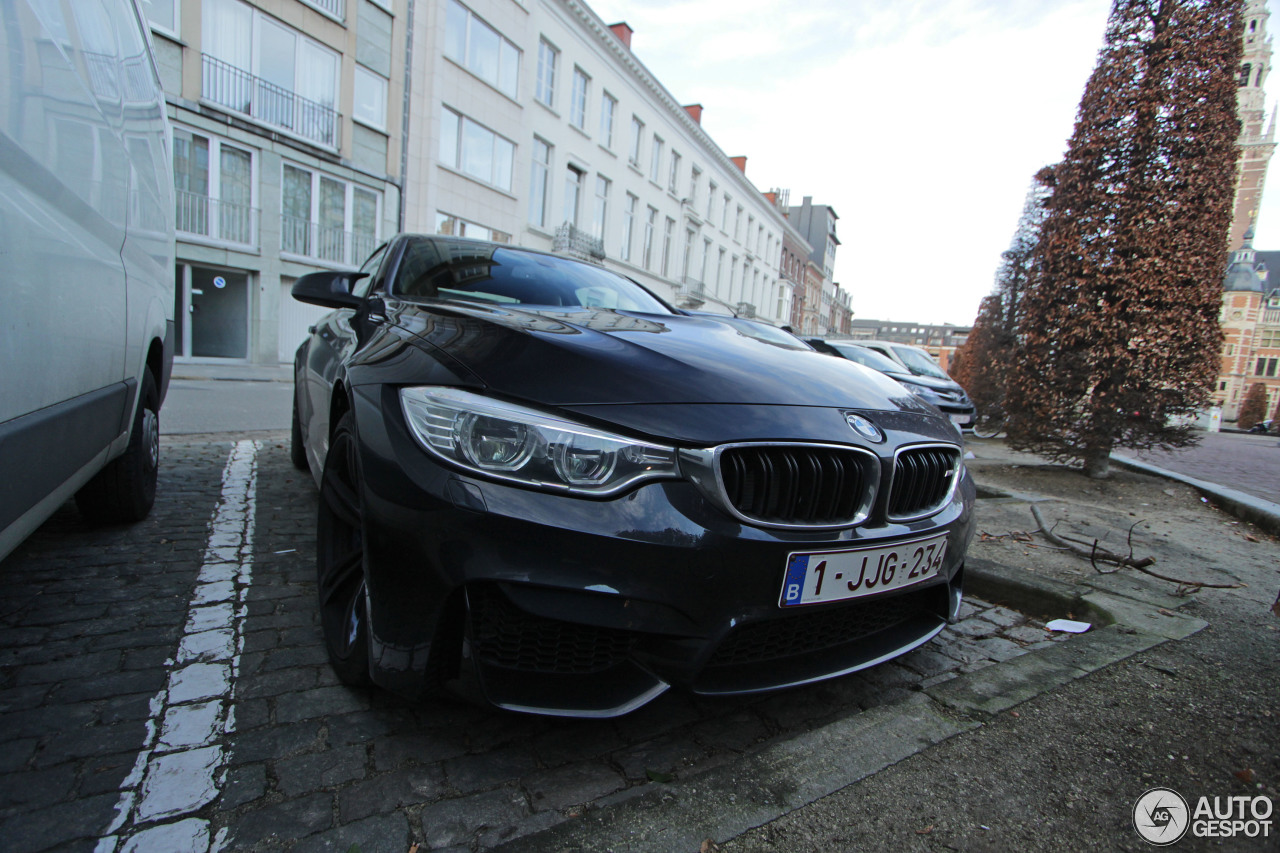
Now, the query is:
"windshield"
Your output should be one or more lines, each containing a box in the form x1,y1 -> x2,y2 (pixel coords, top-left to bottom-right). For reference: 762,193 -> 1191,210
829,343 -> 903,373
392,236 -> 671,314
890,345 -> 950,379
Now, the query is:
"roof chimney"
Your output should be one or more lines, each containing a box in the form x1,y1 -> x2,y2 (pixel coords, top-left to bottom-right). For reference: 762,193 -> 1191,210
608,22 -> 633,50
683,103 -> 703,124
731,156 -> 747,174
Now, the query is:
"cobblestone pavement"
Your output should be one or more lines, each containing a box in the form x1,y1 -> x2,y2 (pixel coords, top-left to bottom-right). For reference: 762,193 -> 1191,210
0,436 -> 1069,852
1115,430 -> 1280,503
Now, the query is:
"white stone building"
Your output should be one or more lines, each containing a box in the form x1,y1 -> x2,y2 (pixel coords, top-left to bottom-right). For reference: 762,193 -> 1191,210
402,0 -> 792,322
141,0 -> 407,365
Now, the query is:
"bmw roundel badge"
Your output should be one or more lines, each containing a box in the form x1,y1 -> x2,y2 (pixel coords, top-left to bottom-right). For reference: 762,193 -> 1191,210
846,413 -> 884,443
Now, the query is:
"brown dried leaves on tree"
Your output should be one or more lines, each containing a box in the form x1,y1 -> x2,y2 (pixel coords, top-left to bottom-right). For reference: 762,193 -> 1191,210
1237,381 -> 1268,429
1004,0 -> 1241,477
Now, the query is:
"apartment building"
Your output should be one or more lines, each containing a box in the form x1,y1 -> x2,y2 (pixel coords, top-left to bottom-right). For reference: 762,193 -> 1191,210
401,0 -> 792,322
141,0 -> 406,365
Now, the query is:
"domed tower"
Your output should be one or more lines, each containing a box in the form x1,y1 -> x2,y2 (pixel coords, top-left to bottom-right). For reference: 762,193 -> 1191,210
1230,0 -> 1278,251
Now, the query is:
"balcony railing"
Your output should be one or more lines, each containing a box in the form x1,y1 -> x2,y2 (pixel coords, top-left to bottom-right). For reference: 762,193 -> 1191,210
736,302 -> 756,318
282,215 -> 377,267
176,191 -> 259,247
303,0 -> 344,18
202,54 -> 339,149
678,277 -> 705,307
553,222 -> 606,264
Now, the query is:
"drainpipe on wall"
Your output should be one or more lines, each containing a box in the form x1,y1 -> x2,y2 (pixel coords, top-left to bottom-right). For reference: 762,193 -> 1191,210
398,0 -> 415,233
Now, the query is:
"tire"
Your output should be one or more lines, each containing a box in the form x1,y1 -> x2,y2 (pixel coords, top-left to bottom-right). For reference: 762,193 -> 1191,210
316,411 -> 372,686
76,369 -> 160,523
290,389 -> 309,471
972,414 -> 1003,439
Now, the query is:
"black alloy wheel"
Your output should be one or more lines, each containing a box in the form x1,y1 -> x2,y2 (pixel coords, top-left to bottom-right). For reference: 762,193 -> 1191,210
317,410 -> 372,686
290,388 -> 309,471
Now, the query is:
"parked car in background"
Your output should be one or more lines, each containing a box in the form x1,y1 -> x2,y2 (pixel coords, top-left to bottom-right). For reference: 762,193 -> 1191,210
809,340 -> 976,429
290,234 -> 976,717
0,0 -> 176,562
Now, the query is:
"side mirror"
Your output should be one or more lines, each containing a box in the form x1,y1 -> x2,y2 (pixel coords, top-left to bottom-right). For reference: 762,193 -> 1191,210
291,270 -> 370,309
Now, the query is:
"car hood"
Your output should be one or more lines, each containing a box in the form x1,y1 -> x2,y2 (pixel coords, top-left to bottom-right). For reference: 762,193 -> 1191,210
879,369 -> 966,395
387,301 -> 935,414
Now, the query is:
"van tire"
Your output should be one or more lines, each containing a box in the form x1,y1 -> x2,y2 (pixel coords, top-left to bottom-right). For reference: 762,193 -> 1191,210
76,369 -> 160,523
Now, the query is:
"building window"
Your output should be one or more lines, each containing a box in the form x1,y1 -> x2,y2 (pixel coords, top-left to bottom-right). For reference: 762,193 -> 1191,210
570,67 -> 589,130
563,165 -> 584,226
620,193 -> 637,262
173,127 -> 257,248
689,167 -> 701,208
140,0 -> 179,35
593,175 -> 610,240
535,38 -> 558,107
528,137 -> 551,227
661,217 -> 675,276
600,93 -> 616,148
681,228 -> 695,279
201,0 -> 339,148
629,116 -> 644,167
734,205 -> 743,241
722,194 -> 731,231
746,215 -> 754,249
440,106 -> 515,191
668,151 -> 681,194
1241,63 -> 1253,87
642,206 -> 657,269
706,181 -> 717,220
650,136 -> 664,183
436,212 -> 511,243
353,66 -> 388,131
444,0 -> 520,99
717,248 -> 726,294
700,237 -> 711,283
281,164 -> 379,266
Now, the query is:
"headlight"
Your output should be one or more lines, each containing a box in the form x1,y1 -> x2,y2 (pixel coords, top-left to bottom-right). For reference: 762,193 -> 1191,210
400,387 -> 680,495
898,382 -> 941,404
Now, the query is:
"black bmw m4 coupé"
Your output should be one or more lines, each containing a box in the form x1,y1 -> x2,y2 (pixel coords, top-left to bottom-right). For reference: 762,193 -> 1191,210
290,234 -> 975,717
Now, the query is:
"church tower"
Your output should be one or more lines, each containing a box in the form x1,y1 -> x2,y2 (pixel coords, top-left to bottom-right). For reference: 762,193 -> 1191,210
1230,0 -> 1278,250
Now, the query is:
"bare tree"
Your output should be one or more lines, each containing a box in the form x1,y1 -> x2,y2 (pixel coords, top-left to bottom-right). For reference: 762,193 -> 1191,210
1005,0 -> 1241,477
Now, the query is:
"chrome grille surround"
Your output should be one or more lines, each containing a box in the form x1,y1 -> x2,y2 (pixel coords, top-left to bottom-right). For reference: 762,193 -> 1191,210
887,442 -> 963,522
680,442 -> 881,530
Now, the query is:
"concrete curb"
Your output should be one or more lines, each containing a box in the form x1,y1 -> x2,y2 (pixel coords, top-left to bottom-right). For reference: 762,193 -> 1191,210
1110,454 -> 1280,536
500,558 -> 1204,852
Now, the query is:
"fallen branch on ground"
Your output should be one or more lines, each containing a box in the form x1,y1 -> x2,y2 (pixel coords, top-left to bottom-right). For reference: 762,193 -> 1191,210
1028,505 -> 1243,591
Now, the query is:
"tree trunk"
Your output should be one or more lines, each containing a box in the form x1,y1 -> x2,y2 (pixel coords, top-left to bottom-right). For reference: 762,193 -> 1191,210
1083,443 -> 1112,479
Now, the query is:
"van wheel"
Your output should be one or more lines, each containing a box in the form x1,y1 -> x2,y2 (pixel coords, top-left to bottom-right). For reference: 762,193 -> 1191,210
77,369 -> 160,523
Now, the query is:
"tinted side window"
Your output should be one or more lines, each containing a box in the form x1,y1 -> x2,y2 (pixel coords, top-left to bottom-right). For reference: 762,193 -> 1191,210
353,242 -> 390,298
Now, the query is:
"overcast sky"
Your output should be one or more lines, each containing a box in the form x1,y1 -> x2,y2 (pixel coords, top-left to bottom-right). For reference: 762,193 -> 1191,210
587,0 -> 1279,326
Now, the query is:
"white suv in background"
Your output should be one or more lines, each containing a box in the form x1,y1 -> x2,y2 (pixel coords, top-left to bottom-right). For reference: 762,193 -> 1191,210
0,0 -> 176,561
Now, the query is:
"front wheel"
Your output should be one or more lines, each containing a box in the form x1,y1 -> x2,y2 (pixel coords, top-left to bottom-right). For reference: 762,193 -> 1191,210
76,369 -> 160,522
972,413 -> 1004,439
316,411 -> 372,686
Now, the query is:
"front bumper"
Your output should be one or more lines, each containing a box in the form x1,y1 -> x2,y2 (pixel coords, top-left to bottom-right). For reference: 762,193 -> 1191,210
352,386 -> 977,717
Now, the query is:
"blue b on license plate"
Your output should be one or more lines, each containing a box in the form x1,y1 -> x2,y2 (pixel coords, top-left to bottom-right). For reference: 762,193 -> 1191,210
779,534 -> 948,607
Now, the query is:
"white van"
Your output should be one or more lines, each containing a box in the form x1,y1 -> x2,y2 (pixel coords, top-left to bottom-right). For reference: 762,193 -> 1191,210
0,0 -> 176,560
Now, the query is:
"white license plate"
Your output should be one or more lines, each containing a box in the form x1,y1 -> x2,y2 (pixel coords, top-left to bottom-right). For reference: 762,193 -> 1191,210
780,534 -> 948,607
950,413 -> 972,425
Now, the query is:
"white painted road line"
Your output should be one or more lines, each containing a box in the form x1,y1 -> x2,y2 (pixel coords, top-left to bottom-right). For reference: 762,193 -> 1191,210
97,440 -> 260,853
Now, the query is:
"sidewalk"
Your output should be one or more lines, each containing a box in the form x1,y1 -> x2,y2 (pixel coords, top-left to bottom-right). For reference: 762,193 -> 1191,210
169,362 -> 292,383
